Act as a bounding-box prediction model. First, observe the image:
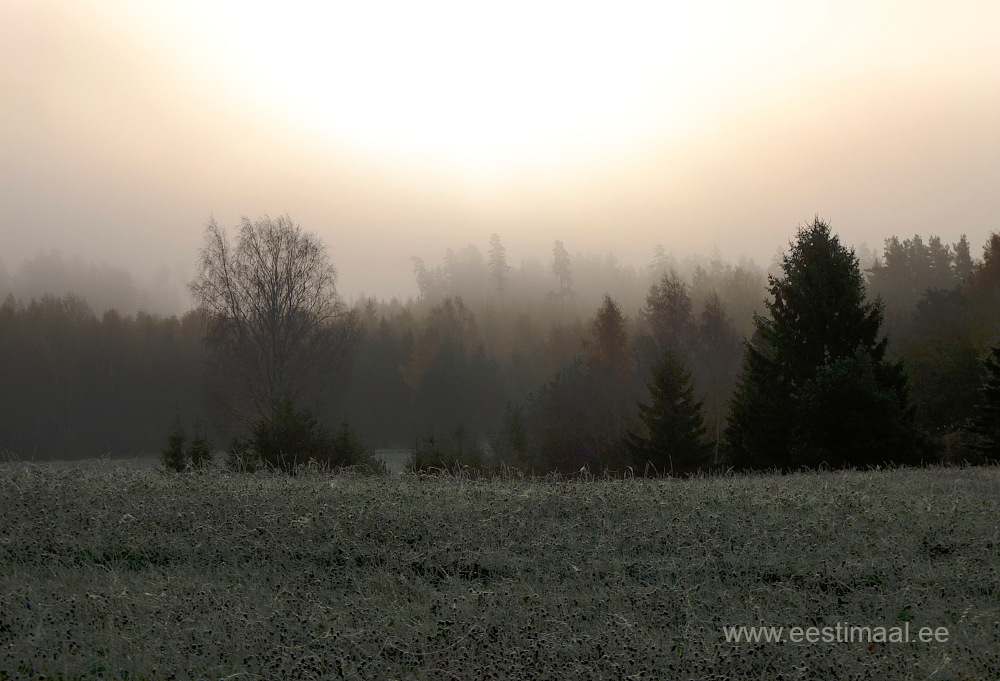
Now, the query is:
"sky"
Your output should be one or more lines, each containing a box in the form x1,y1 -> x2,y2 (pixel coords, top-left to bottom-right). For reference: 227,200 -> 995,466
2,0 -> 999,305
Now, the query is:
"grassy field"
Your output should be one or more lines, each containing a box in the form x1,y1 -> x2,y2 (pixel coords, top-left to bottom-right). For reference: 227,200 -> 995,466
1,462 -> 998,680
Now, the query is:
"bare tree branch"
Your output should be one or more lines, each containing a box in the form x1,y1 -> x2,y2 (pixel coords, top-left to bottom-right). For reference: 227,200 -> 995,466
189,214 -> 356,423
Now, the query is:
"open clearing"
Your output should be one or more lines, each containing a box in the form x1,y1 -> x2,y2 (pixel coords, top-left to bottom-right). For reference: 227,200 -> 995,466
1,463 -> 998,680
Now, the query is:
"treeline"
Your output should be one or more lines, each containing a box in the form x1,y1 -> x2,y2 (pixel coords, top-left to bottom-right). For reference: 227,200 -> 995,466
1,223 -> 998,470
331,240 -> 766,457
0,297 -> 207,458
0,250 -> 186,317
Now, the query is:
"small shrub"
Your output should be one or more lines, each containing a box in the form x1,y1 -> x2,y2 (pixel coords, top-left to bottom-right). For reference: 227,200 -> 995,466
496,402 -> 530,469
161,421 -> 187,472
249,400 -> 324,473
228,399 -> 379,474
411,427 -> 484,473
330,422 -> 388,474
161,420 -> 214,472
225,435 -> 259,472
187,422 -> 213,470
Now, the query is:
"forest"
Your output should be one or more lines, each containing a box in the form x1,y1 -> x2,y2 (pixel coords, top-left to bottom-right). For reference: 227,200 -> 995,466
1,217 -> 998,473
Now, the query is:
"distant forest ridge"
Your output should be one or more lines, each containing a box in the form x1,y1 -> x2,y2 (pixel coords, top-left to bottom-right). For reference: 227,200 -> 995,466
0,249 -> 188,317
1,227 -> 997,466
0,236 -> 886,318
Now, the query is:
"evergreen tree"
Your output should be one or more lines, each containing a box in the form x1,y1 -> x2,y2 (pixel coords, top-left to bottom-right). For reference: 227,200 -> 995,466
552,240 -> 573,311
649,244 -> 675,279
643,269 -> 696,356
411,256 -> 446,301
903,287 -> 981,430
974,341 -> 1000,457
0,258 -> 10,301
926,236 -> 956,291
487,233 -> 511,306
868,234 -> 958,311
962,232 -> 1000,350
236,399 -> 370,473
626,350 -> 710,475
497,401 -> 530,469
693,292 -> 742,453
953,234 -> 974,282
585,295 -> 636,468
587,295 -> 635,380
725,217 -> 917,470
161,421 -> 187,472
529,364 -> 591,471
187,422 -> 213,470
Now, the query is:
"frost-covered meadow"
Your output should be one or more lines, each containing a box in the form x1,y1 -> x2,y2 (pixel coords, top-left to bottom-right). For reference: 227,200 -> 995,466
1,462 -> 998,679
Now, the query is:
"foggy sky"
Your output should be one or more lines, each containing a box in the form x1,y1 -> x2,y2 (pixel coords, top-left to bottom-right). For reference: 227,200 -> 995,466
2,0 -> 999,307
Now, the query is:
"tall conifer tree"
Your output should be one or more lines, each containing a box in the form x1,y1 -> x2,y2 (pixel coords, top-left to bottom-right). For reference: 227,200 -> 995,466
725,218 -> 917,469
974,341 -> 1000,457
626,350 -> 710,475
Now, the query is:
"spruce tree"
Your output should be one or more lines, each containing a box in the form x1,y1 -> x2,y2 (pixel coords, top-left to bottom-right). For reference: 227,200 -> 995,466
974,341 -> 1000,457
552,240 -> 573,311
487,233 -> 510,306
643,270 -> 696,355
725,217 -> 917,470
586,295 -> 636,469
626,349 -> 709,475
694,293 -> 742,453
161,421 -> 187,472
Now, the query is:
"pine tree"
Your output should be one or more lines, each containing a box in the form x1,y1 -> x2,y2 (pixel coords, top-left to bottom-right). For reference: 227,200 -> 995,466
626,350 -> 709,475
487,233 -> 511,306
725,217 -> 917,470
552,240 -> 573,311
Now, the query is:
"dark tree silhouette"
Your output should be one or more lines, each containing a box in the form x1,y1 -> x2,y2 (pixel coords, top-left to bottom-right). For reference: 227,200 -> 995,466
587,295 -> 635,380
529,360 -> 597,473
726,217 -> 917,470
400,297 -> 505,437
0,258 -> 11,300
902,287 -> 981,430
626,349 -> 710,476
866,233 -> 969,344
0,294 -> 208,459
488,233 -> 511,307
585,295 -> 637,468
189,214 -> 355,423
643,269 -> 696,355
552,240 -> 573,311
412,256 -> 446,301
689,256 -> 766,338
974,341 -> 1000,457
693,292 -> 742,453
339,316 -> 415,448
443,245 -> 489,301
962,232 -> 1000,350
229,399 -> 370,474
954,234 -> 975,282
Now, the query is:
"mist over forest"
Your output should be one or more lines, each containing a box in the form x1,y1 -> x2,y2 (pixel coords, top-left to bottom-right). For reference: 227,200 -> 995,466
0,249 -> 188,317
1,220 -> 997,472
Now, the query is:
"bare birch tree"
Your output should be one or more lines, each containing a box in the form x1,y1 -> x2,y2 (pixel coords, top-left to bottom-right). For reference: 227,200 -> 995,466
189,214 -> 355,422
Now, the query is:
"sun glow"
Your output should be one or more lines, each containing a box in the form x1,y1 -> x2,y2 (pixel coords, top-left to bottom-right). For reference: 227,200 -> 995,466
93,0 -> 997,187
103,0 -> 828,177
